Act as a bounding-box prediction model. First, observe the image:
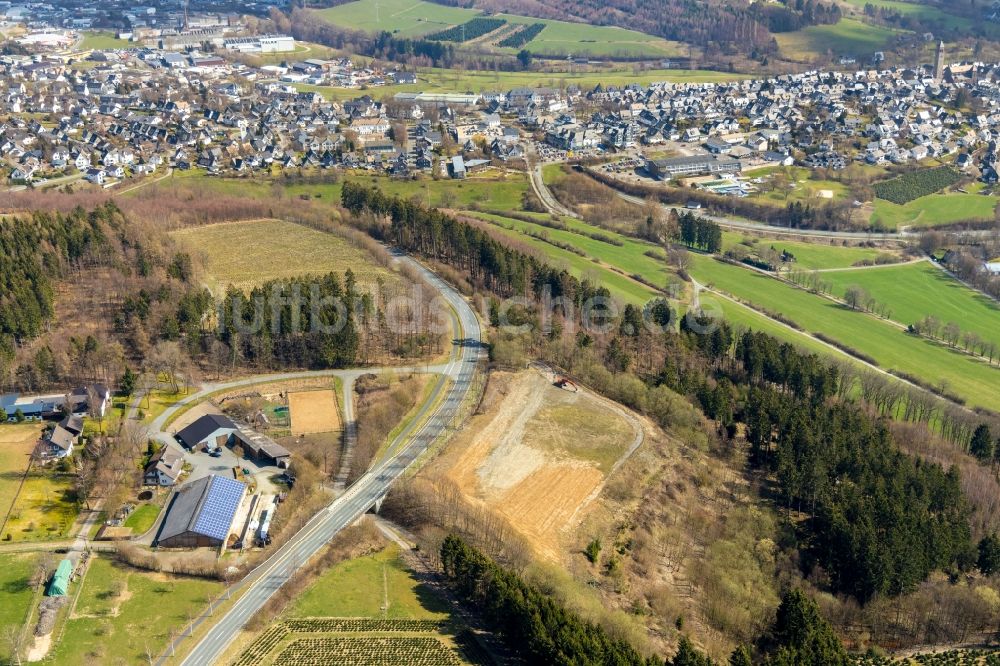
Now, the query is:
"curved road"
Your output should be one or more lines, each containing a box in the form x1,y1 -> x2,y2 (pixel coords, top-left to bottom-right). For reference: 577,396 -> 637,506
175,255 -> 484,666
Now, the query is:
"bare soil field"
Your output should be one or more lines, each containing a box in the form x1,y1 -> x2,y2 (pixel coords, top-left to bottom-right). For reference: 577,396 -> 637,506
434,370 -> 641,562
288,389 -> 342,435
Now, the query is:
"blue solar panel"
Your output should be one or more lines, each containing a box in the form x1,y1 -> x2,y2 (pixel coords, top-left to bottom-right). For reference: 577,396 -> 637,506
192,476 -> 245,541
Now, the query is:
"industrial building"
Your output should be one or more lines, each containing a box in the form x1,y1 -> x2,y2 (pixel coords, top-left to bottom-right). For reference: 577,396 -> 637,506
156,475 -> 246,549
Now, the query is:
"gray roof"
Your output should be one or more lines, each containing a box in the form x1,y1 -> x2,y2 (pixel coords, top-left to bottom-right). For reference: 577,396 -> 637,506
46,425 -> 76,452
158,474 -> 245,544
175,414 -> 236,447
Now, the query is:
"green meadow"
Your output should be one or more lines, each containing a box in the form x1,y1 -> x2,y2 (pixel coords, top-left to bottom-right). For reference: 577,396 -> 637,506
313,0 -> 684,57
687,253 -> 1000,411
822,261 -> 1000,349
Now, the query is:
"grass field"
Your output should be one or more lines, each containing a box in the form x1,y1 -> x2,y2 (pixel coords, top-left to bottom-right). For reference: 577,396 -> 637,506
2,426 -> 78,543
840,0 -> 974,31
122,503 -> 161,534
0,552 -> 40,663
473,212 -> 662,304
235,544 -> 478,665
50,556 -> 222,665
170,219 -> 399,293
138,388 -> 189,425
313,0 -> 683,57
775,18 -> 899,60
721,231 -> 889,271
821,261 -> 1000,349
79,31 -> 131,51
0,423 -> 41,524
870,191 -> 999,229
687,253 -> 1000,411
743,166 -> 851,206
288,389 -> 342,435
290,544 -> 450,619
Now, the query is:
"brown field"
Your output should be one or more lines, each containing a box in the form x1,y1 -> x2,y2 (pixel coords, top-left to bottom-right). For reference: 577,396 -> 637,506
289,389 -> 342,435
169,219 -> 399,293
437,370 -> 640,562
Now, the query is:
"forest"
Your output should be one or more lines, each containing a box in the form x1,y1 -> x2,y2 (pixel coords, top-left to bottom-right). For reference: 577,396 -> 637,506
342,184 -> 1000,654
441,535 -> 854,666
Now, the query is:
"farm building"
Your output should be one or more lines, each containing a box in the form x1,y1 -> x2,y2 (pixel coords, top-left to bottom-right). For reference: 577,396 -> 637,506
47,559 -> 72,596
143,446 -> 185,486
234,427 -> 291,468
175,414 -> 239,451
157,474 -> 246,549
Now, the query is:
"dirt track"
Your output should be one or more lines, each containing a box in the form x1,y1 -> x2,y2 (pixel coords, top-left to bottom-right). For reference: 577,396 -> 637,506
438,370 -> 643,562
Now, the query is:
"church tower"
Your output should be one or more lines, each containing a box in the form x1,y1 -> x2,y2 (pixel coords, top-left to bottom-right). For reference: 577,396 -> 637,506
934,40 -> 945,82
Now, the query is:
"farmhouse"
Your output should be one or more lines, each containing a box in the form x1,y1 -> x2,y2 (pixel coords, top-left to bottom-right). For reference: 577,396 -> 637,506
144,446 -> 185,486
175,414 -> 238,452
40,425 -> 76,459
157,474 -> 246,549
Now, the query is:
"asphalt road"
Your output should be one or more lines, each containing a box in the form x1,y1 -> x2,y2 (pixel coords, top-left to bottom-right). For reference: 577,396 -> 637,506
177,255 -> 484,666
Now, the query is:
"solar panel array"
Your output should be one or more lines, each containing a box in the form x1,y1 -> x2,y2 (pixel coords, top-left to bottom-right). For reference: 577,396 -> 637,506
193,475 -> 245,541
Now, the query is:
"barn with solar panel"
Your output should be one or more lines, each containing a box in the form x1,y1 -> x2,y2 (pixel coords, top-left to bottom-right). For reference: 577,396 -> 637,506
156,474 -> 247,549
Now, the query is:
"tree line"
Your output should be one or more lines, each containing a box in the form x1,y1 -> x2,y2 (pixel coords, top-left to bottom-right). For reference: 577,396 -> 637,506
441,534 -> 664,666
341,181 -> 612,306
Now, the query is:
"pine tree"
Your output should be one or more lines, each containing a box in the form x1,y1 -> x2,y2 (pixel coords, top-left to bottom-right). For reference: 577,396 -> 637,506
970,424 -> 994,462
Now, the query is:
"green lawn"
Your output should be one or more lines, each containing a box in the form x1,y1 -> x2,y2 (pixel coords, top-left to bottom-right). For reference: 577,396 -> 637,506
870,191 -> 998,229
122,503 -> 161,535
313,0 -> 684,56
775,18 -> 899,60
49,556 -> 222,664
4,469 -> 78,542
744,166 -> 851,206
687,253 -> 1000,411
80,31 -> 131,50
0,552 -> 39,663
472,212 -> 663,305
840,0 -> 974,31
821,261 -> 1000,349
289,544 -> 450,619
721,231 -> 888,271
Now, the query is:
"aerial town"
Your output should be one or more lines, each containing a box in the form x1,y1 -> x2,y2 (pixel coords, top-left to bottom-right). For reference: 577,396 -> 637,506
2,0 -> 1000,665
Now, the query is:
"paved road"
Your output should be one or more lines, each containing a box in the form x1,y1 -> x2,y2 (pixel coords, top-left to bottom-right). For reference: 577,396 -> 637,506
528,155 -> 579,219
177,255 -> 484,666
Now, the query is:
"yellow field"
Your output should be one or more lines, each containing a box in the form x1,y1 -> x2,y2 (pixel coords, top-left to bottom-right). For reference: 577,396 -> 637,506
170,219 -> 399,293
288,389 -> 342,435
0,424 -> 41,523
